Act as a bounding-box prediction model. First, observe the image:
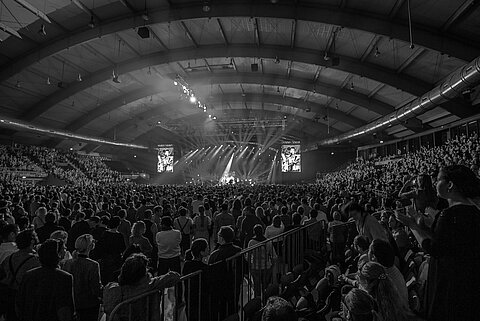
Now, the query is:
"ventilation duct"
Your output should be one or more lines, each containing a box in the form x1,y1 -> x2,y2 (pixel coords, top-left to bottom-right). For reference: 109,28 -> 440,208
0,116 -> 149,150
305,56 -> 480,150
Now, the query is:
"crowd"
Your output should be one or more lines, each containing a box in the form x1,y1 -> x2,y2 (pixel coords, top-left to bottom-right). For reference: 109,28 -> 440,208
0,143 -> 124,185
0,146 -> 42,172
0,133 -> 479,321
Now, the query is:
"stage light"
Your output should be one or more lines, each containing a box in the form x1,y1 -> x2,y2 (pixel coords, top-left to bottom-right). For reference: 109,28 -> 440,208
380,140 -> 384,144
213,116 -> 217,120
189,95 -> 197,103
331,152 -> 334,155
173,80 -> 178,86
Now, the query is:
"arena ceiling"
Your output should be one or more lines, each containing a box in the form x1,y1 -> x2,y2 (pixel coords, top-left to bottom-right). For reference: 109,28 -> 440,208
0,0 -> 479,153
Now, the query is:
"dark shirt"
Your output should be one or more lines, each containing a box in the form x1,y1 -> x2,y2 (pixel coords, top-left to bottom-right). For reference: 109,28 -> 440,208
66,220 -> 91,251
62,255 -> 102,310
16,266 -> 74,321
58,217 -> 71,232
182,260 -> 210,321
36,222 -> 65,243
422,204 -> 480,321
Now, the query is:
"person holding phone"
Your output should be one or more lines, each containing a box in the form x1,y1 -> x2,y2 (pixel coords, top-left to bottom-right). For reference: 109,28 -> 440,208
398,174 -> 438,213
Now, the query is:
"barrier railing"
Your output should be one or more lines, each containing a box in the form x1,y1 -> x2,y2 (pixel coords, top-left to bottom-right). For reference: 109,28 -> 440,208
108,220 -> 326,321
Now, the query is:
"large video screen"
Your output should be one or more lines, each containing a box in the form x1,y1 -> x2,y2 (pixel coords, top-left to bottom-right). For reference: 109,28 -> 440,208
281,142 -> 301,173
157,145 -> 174,173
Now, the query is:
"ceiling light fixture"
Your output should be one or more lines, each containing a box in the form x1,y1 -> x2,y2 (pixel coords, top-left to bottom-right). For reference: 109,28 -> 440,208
142,11 -> 149,21
112,69 -> 120,83
324,52 -> 330,61
350,82 -> 354,90
77,73 -> 82,82
46,77 -> 51,85
374,47 -> 380,57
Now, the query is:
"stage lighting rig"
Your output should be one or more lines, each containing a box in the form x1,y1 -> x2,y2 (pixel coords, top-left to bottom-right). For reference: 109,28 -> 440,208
173,75 -> 207,112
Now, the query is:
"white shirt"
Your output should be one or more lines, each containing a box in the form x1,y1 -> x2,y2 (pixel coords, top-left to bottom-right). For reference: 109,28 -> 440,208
156,230 -> 181,259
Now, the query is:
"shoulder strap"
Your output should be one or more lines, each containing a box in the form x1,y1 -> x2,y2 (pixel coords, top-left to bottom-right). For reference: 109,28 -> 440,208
9,255 -> 35,286
176,217 -> 188,233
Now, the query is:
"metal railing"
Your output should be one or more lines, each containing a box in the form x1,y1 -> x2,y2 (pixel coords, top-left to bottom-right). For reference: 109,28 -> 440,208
108,220 -> 326,321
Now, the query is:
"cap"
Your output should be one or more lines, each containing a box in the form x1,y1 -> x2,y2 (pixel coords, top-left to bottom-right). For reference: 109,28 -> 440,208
75,234 -> 94,253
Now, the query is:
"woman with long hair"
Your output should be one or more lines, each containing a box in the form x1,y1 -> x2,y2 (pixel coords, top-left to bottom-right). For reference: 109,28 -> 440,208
103,254 -> 180,321
398,174 -> 438,213
232,199 -> 242,223
357,262 -> 414,321
396,165 -> 480,321
342,288 -> 381,321
129,221 -> 153,255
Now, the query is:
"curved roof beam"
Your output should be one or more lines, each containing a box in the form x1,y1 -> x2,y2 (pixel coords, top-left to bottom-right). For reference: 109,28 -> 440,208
187,73 -> 394,116
20,44 -> 431,122
58,83 -> 367,136
211,93 -> 365,128
1,1 -> 478,83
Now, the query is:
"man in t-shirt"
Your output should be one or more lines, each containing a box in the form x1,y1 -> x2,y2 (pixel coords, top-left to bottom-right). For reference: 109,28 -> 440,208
213,203 -> 235,244
16,239 -> 74,321
344,202 -> 388,243
191,195 -> 203,217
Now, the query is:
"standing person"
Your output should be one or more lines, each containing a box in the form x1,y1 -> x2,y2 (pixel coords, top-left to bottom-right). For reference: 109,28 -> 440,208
213,203 -> 235,244
129,221 -> 153,255
32,207 -> 46,230
35,213 -> 64,243
116,209 -> 131,248
96,217 -> 126,284
239,207 -> 263,248
398,174 -> 438,213
396,165 -> 480,321
66,212 -> 90,252
192,206 -> 211,242
231,199 -> 242,223
328,211 -> 347,266
182,238 -> 210,321
247,224 -> 276,297
62,234 -> 102,321
344,202 -> 388,243
0,224 -> 18,264
208,226 -> 243,320
103,254 -> 180,321
192,195 -> 203,217
0,230 -> 40,321
16,239 -> 75,321
174,207 -> 193,257
156,216 -> 182,276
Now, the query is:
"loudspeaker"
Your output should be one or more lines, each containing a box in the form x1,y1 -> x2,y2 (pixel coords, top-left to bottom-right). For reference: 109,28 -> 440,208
251,63 -> 259,72
137,26 -> 150,39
